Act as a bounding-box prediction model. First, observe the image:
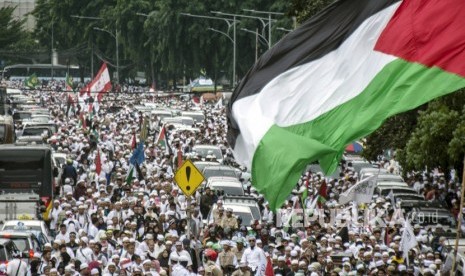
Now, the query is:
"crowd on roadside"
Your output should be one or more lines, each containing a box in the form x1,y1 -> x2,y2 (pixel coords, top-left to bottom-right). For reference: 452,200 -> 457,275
2,79 -> 464,276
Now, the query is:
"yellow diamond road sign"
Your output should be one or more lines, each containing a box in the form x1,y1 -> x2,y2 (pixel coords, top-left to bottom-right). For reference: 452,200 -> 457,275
174,160 -> 205,196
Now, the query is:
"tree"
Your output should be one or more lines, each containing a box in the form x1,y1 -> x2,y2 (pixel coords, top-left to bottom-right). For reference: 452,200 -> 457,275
0,7 -> 26,49
289,0 -> 334,23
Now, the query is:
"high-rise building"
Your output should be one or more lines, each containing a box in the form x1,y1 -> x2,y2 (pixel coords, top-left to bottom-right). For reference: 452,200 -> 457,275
0,0 -> 36,31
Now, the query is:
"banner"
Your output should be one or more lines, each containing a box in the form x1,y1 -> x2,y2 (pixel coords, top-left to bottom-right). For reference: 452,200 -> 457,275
400,219 -> 417,263
338,175 -> 377,205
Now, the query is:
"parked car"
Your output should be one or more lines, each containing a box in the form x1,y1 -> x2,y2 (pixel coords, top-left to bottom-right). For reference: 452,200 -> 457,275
2,220 -> 52,242
0,230 -> 42,259
206,196 -> 261,226
193,145 -> 224,164
202,165 -> 240,182
0,239 -> 20,265
206,177 -> 245,196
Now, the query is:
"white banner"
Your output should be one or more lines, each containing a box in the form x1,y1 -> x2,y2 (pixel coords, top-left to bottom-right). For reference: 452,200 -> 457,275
338,175 -> 376,205
400,219 -> 417,262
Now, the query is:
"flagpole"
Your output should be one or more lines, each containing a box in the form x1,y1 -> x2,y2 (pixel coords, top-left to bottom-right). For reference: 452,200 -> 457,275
451,156 -> 465,273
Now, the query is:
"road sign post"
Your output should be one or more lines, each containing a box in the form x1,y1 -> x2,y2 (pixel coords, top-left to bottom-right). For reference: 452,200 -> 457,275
174,160 -> 204,240
174,160 -> 205,196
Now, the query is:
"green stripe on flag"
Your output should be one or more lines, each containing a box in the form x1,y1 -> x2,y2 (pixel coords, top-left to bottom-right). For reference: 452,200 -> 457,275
126,166 -> 134,185
253,59 -> 465,210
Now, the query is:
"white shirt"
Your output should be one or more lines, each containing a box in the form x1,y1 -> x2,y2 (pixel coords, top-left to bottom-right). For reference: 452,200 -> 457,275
6,258 -> 28,276
87,224 -> 99,239
76,246 -> 93,264
241,246 -> 266,271
55,231 -> 70,243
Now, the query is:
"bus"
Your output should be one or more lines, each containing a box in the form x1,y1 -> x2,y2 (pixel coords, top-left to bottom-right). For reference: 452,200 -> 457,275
0,144 -> 57,220
1,64 -> 81,81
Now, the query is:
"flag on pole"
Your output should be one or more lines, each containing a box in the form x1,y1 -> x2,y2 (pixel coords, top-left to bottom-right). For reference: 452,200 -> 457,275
227,0 -> 465,210
140,117 -> 149,141
126,166 -> 134,185
264,256 -> 274,276
80,63 -> 112,102
400,219 -> 417,263
338,176 -> 377,205
317,181 -> 327,208
131,133 -> 137,150
66,73 -> 74,91
300,180 -> 308,208
25,73 -> 39,89
95,149 -> 102,175
156,124 -> 172,155
130,141 -> 145,166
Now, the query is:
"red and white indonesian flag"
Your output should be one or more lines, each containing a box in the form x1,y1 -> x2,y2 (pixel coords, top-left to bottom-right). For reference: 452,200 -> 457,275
227,0 -> 465,210
81,63 -> 112,102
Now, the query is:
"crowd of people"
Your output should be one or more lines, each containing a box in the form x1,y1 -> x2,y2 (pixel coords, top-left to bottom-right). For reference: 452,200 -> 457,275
2,79 -> 464,276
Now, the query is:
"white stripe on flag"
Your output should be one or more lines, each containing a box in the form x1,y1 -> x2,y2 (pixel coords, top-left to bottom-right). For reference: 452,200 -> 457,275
231,3 -> 400,168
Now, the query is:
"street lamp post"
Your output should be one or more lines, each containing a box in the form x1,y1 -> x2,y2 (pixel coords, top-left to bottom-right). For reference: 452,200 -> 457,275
242,9 -> 285,48
71,15 -> 119,84
180,13 -> 239,88
277,27 -> 293,33
93,27 -> 119,84
211,11 -> 276,50
241,28 -> 269,62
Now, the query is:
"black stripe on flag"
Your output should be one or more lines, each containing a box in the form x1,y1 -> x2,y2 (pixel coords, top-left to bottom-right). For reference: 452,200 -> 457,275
227,0 -> 400,148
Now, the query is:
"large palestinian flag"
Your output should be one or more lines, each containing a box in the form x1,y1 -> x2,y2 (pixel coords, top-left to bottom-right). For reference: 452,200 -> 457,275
227,0 -> 465,210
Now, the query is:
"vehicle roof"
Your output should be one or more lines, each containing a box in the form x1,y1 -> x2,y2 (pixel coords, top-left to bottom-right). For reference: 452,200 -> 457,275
194,161 -> 219,165
0,144 -> 50,150
182,110 -> 204,114
0,231 -> 34,237
376,181 -> 409,186
222,196 -> 258,206
208,176 -> 240,183
209,181 -> 243,188
360,168 -> 388,174
203,165 -> 235,171
400,201 -> 445,208
3,220 -> 44,227
217,204 -> 251,213
378,187 -> 415,191
23,125 -> 52,129
193,145 -> 221,150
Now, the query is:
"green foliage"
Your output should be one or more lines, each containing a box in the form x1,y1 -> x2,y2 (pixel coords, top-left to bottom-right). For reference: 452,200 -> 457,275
30,0 -> 293,86
403,103 -> 460,171
0,7 -> 26,49
362,109 -> 421,162
289,0 -> 334,23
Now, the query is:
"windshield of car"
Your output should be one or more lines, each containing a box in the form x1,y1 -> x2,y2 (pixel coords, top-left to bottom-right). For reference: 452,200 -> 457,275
0,237 -> 29,251
234,212 -> 254,226
203,168 -> 237,179
211,185 -> 244,196
194,147 -> 222,160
